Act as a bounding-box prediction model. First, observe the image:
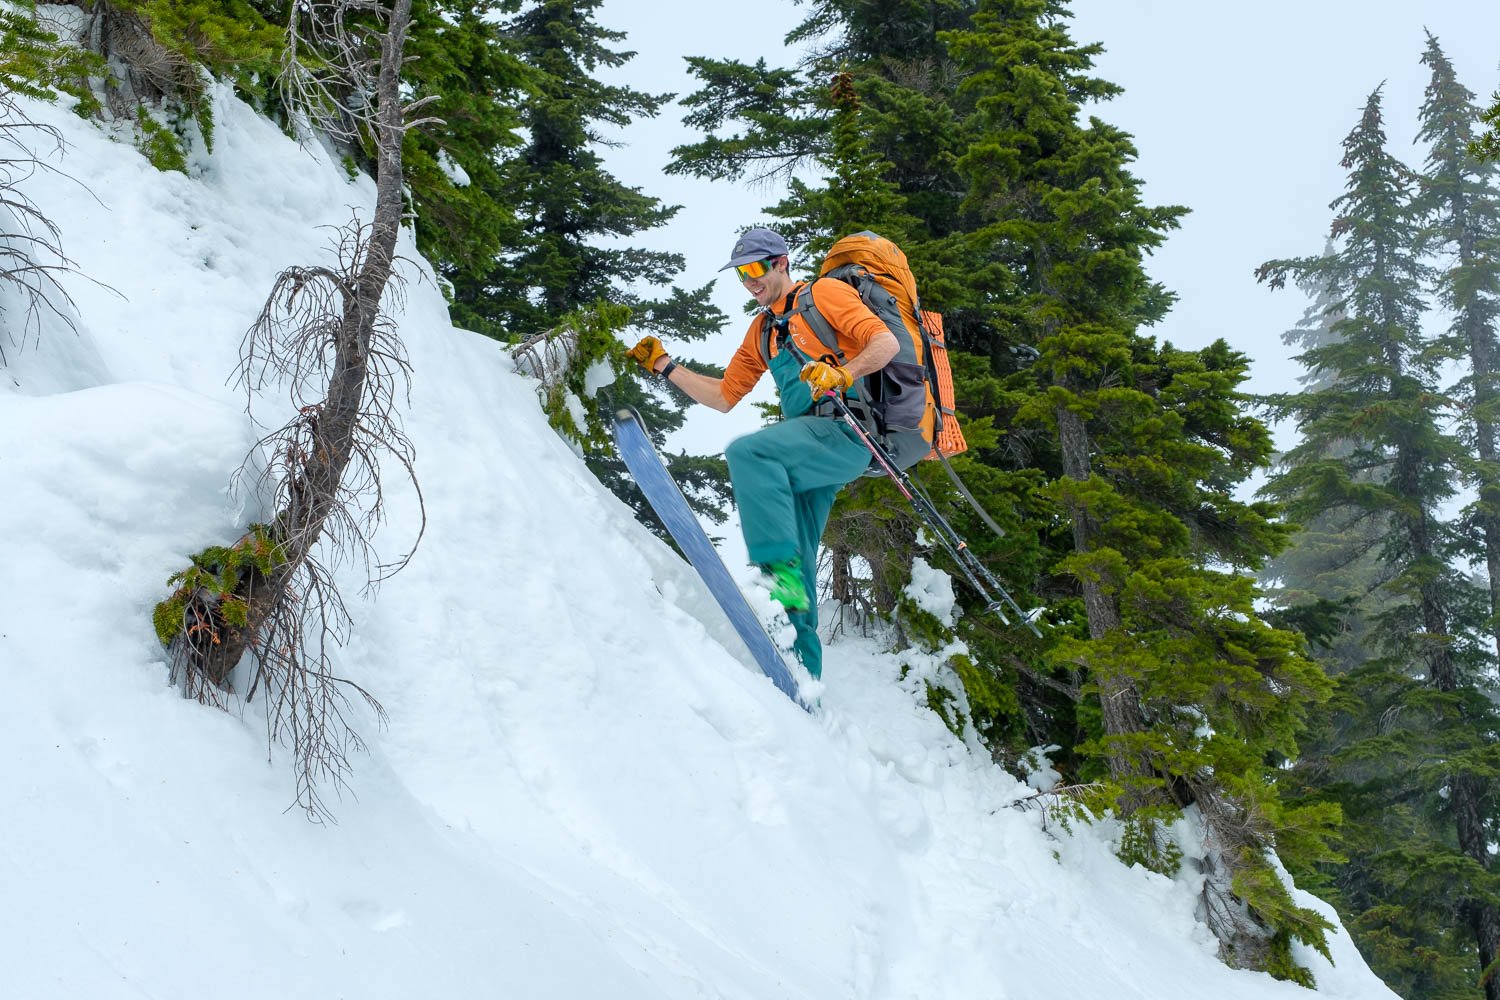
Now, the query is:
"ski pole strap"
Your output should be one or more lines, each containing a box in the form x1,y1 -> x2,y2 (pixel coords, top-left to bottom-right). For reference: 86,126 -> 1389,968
937,450 -> 1005,539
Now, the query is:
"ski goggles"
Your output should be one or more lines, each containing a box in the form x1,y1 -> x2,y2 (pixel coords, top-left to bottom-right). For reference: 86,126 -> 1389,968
734,257 -> 777,281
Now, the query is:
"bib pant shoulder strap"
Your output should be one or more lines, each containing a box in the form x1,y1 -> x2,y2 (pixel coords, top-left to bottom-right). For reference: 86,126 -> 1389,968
757,281 -> 845,367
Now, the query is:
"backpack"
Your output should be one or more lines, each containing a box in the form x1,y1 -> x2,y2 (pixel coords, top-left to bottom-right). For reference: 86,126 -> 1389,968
758,231 -> 967,472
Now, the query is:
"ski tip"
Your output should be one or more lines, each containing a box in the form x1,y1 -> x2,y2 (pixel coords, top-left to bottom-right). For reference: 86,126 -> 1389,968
615,408 -> 633,422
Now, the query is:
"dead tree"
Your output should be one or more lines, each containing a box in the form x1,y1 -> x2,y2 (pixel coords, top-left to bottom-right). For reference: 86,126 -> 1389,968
0,72 -> 78,362
76,0 -> 200,116
158,0 -> 433,821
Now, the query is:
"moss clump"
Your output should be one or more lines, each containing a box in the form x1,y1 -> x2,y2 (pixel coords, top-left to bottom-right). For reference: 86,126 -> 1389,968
153,524 -> 284,646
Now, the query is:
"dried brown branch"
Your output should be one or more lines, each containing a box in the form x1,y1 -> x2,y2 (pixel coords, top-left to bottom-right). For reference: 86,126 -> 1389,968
1009,781 -> 1107,813
236,216 -> 424,586
80,1 -> 203,116
0,92 -> 78,362
1189,780 -> 1282,971
279,0 -> 443,145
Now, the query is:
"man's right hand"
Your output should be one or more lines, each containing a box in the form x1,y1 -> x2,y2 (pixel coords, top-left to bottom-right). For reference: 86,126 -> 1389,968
627,335 -> 669,373
800,360 -> 854,395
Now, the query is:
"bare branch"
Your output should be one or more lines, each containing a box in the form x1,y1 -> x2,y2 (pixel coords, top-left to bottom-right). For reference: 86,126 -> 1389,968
0,91 -> 77,362
279,0 -> 442,147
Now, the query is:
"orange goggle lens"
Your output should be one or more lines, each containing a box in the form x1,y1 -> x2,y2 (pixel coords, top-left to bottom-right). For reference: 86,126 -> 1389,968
735,258 -> 773,281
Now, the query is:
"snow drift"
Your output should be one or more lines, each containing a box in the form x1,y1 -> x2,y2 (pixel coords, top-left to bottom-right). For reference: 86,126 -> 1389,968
0,81 -> 1396,1000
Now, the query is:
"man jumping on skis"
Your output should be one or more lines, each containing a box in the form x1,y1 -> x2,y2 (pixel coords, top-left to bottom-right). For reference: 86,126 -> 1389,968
626,227 -> 898,680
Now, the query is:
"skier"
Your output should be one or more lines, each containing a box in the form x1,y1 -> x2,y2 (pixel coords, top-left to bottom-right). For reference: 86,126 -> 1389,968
627,227 -> 898,680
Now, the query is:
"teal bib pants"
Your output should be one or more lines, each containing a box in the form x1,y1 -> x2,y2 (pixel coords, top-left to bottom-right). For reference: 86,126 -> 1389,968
724,344 -> 870,679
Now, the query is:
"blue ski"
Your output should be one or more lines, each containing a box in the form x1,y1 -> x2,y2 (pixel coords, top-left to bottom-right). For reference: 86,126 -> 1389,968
611,406 -> 807,709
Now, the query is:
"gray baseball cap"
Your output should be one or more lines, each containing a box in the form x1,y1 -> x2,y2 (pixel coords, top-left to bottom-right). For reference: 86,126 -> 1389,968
718,227 -> 789,270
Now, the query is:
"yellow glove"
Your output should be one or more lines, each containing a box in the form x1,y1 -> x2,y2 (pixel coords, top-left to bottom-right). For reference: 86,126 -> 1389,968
626,335 -> 669,374
800,360 -> 854,395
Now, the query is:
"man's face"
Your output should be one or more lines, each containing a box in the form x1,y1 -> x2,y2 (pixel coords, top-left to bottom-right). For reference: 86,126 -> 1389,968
735,256 -> 793,308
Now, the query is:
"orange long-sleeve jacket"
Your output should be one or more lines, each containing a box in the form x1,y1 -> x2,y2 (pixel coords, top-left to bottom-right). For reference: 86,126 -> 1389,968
718,278 -> 888,408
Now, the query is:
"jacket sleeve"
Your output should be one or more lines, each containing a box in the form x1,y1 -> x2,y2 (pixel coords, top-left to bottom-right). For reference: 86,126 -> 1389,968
809,278 -> 891,358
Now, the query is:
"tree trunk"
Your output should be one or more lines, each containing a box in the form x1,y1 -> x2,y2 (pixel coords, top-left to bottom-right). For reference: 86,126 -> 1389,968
1462,307 -> 1500,663
196,0 -> 414,685
1055,398 -> 1150,802
1403,436 -> 1500,999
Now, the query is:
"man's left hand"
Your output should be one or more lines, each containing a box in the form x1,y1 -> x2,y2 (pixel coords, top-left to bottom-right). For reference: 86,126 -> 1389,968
800,361 -> 854,395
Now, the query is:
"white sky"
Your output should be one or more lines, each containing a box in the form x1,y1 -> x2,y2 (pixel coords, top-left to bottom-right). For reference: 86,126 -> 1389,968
1066,1 -> 1500,404
601,1 -> 1500,457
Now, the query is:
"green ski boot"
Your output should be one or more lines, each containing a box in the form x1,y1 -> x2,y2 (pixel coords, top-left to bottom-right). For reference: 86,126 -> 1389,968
762,558 -> 810,613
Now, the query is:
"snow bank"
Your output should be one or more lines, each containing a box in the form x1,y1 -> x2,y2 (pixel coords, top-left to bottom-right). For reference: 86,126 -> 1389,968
0,83 -> 1395,1000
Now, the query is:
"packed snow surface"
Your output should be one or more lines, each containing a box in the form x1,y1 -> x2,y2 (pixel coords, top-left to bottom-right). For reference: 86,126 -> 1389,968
0,83 -> 1396,999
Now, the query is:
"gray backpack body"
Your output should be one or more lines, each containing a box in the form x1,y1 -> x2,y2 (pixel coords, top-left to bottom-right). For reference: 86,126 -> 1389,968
758,274 -> 932,473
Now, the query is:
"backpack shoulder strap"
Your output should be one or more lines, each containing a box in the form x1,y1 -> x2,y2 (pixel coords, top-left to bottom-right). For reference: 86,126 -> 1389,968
796,281 -> 876,422
757,311 -> 775,366
757,283 -> 844,365
757,288 -> 799,365
795,280 -> 845,363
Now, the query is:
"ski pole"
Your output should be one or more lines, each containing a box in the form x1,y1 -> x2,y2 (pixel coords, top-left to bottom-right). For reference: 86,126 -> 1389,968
820,389 -> 1042,637
773,321 -> 1039,634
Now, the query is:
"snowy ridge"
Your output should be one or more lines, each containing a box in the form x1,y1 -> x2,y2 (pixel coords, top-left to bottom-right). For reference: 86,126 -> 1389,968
0,84 -> 1395,999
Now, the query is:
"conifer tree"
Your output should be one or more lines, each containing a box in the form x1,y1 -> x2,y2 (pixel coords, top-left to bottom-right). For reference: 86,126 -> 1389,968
398,0 -> 531,296
677,1 -> 1337,979
1416,33 -> 1500,661
457,0 -> 677,334
669,0 -> 977,308
1259,254 -> 1392,675
668,2 -> 1034,641
766,69 -> 920,255
945,1 -> 1335,980
453,0 -> 730,533
1259,85 -> 1500,1000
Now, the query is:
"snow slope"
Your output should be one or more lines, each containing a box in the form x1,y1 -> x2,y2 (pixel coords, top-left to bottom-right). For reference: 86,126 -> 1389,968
0,81 -> 1397,1000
